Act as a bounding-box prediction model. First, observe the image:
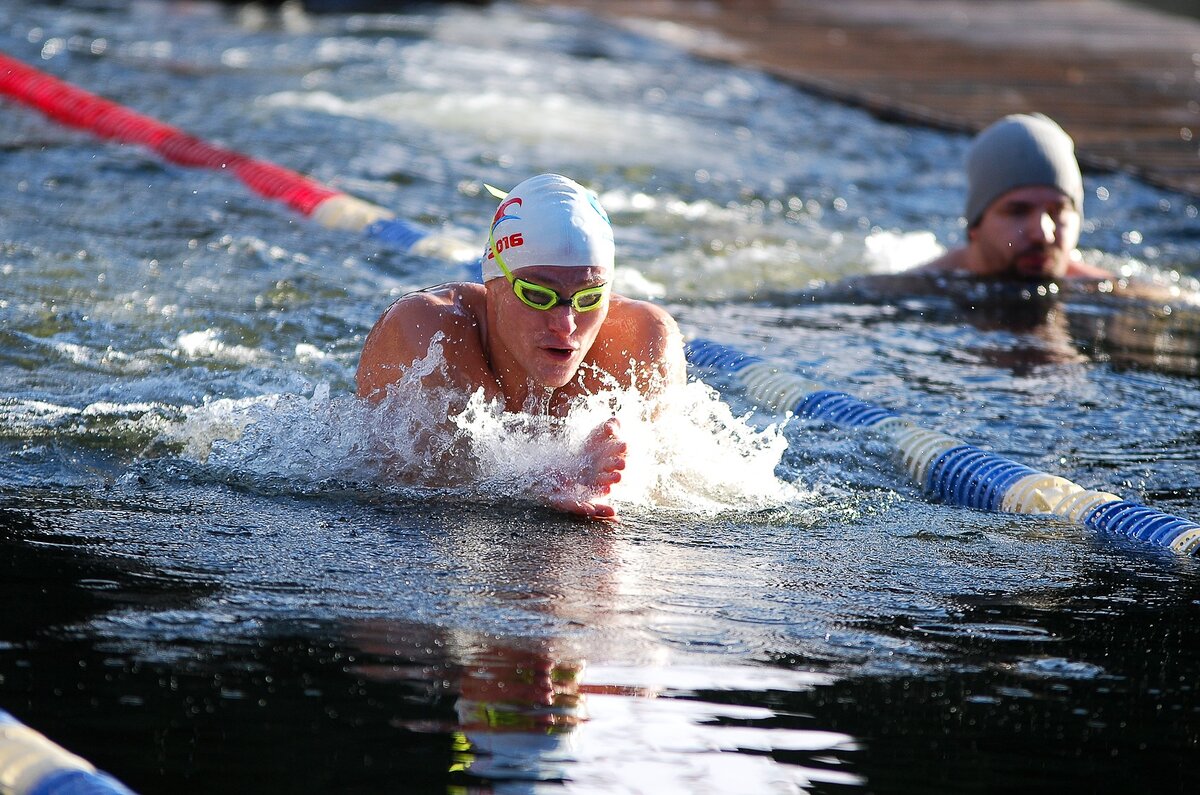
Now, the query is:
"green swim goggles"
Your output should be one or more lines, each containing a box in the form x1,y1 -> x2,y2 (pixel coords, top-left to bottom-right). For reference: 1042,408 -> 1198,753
488,230 -> 610,313
513,279 -> 608,312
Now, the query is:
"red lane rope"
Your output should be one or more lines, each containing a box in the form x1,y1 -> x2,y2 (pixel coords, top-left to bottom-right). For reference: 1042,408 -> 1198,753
0,51 -> 341,216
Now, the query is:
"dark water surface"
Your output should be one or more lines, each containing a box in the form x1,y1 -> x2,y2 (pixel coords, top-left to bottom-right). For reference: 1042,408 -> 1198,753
3,1 -> 1200,793
1130,0 -> 1200,20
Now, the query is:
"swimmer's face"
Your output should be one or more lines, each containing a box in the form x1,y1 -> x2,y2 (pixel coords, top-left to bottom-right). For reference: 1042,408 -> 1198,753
488,266 -> 610,389
968,185 -> 1082,280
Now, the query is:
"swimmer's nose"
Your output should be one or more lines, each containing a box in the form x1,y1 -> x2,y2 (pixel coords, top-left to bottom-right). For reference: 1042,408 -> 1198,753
546,304 -> 577,333
1031,211 -> 1056,243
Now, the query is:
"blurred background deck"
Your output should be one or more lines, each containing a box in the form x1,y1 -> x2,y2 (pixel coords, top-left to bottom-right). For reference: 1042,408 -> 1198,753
531,0 -> 1200,198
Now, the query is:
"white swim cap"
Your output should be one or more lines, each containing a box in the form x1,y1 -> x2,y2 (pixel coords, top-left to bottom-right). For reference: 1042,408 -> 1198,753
480,173 -> 615,282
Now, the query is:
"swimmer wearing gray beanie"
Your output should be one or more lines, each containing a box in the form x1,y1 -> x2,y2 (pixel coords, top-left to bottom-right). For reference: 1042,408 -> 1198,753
965,113 -> 1084,227
913,113 -> 1111,280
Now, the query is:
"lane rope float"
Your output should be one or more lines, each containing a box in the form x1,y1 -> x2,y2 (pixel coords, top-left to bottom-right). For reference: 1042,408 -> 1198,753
0,51 -> 476,263
0,710 -> 135,794
685,337 -> 1200,556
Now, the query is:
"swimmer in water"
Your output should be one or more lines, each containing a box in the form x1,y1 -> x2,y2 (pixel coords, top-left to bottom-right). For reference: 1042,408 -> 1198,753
913,113 -> 1112,281
356,173 -> 686,519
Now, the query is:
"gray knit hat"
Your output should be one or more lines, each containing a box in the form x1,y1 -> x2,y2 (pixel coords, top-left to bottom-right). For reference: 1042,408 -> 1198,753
965,113 -> 1083,226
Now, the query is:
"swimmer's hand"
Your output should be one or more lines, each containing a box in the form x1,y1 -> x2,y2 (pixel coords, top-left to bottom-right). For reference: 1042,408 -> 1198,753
545,418 -> 627,520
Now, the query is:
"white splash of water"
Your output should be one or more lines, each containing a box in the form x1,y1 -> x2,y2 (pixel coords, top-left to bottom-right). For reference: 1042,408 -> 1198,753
174,329 -> 263,365
863,230 -> 944,274
160,394 -> 283,462
160,344 -> 806,516
448,379 -> 804,515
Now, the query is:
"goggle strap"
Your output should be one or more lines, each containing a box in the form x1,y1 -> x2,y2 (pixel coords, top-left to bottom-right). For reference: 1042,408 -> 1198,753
488,229 -> 516,283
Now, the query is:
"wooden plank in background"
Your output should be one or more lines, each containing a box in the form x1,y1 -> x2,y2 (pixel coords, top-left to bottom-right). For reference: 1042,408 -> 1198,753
530,0 -> 1200,197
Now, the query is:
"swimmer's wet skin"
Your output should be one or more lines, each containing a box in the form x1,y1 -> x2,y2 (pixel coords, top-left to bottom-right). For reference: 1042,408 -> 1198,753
355,174 -> 687,520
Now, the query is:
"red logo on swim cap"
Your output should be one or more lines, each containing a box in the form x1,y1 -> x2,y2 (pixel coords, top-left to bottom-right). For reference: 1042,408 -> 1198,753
490,197 -> 522,231
487,197 -> 525,262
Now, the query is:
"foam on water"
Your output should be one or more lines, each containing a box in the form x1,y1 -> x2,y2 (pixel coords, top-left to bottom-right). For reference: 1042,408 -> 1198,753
153,339 -> 805,516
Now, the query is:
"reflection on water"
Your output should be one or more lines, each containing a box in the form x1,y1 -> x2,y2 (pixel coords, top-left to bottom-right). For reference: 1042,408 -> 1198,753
815,272 -> 1200,378
0,515 -> 861,793
451,645 -> 587,781
1074,305 -> 1200,378
5,496 -> 1198,792
349,624 -> 861,793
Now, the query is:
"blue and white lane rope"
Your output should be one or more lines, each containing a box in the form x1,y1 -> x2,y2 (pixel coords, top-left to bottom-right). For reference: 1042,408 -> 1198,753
0,710 -> 135,794
685,338 -> 1200,556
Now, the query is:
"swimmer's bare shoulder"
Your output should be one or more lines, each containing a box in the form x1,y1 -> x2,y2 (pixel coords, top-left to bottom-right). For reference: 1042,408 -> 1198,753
910,248 -> 966,274
355,282 -> 497,401
912,247 -> 1113,280
1063,260 -> 1114,279
591,295 -> 686,392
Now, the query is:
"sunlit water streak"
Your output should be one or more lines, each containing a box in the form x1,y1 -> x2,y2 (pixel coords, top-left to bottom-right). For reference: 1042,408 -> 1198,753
3,1 -> 1200,792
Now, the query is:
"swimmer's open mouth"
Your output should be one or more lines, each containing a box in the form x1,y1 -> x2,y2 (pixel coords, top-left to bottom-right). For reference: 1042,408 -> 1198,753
544,347 -> 576,359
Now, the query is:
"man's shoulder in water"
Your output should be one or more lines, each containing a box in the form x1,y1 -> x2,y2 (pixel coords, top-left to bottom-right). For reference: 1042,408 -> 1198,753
912,246 -> 1113,280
